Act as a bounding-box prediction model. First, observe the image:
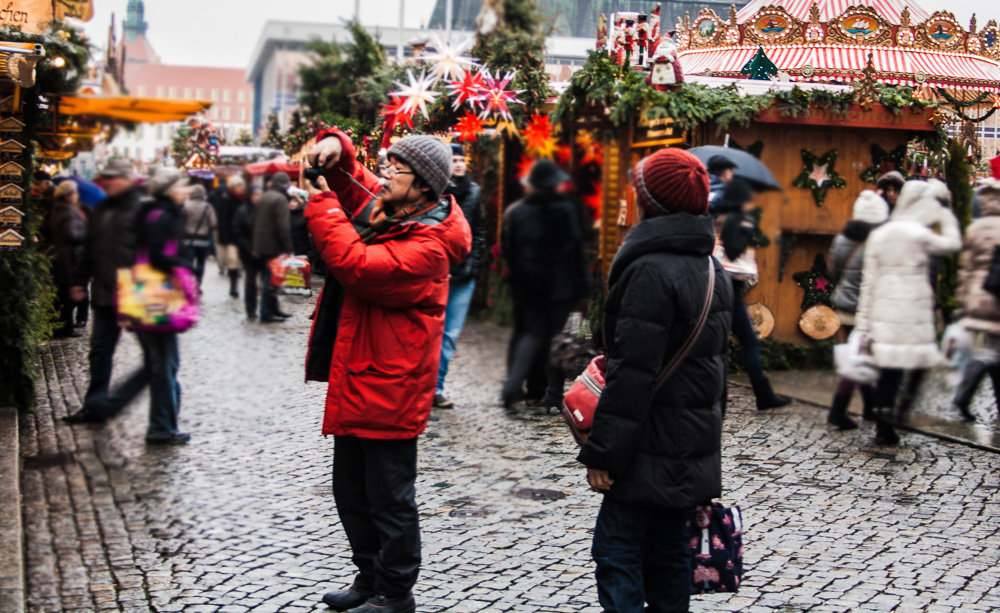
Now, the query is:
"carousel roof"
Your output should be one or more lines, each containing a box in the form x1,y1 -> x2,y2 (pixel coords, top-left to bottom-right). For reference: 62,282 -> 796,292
675,0 -> 1000,93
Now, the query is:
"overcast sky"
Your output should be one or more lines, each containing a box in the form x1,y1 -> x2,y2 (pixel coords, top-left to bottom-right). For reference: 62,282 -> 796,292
81,0 -> 990,70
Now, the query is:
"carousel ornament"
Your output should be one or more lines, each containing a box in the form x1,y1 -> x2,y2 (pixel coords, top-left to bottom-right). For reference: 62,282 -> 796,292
741,46 -> 778,80
648,6 -> 662,57
390,69 -> 439,120
454,112 -> 484,143
423,35 -> 479,82
793,149 -> 847,207
636,14 -> 649,65
477,69 -> 523,121
805,3 -> 824,43
448,69 -> 487,110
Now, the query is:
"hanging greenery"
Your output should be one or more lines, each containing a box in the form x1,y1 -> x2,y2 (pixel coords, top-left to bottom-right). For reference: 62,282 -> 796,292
861,143 -> 910,184
792,254 -> 836,310
792,149 -> 847,207
937,139 -> 974,321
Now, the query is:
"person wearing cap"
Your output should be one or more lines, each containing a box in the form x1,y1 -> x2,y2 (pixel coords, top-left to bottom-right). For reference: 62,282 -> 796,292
433,143 -> 484,409
65,159 -> 143,424
500,159 -> 589,410
49,180 -> 88,338
252,171 -> 294,323
305,128 -> 471,613
826,190 -> 890,430
707,154 -> 737,207
578,148 -> 732,613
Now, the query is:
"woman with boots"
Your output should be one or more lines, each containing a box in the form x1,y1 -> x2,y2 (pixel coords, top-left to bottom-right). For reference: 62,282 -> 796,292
855,179 -> 962,445
711,178 -> 791,411
952,179 -> 1000,420
826,191 -> 889,430
49,180 -> 89,338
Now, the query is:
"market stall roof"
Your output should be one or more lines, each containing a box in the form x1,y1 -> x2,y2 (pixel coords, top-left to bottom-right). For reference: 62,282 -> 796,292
58,95 -> 214,123
675,0 -> 1000,93
244,156 -> 301,178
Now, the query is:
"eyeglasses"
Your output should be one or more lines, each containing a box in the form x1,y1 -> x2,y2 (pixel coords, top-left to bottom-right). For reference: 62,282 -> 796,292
384,165 -> 414,178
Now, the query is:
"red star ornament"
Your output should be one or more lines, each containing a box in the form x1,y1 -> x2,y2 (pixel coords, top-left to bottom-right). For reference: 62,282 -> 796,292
575,131 -> 603,166
523,115 -> 558,159
448,70 -> 487,110
454,112 -> 484,142
814,276 -> 830,292
515,154 -> 536,179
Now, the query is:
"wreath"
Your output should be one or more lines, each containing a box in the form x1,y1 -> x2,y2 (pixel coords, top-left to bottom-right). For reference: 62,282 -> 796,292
792,149 -> 847,207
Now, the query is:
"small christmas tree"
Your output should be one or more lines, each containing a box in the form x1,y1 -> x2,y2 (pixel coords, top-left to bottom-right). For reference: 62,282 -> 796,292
262,113 -> 285,150
741,46 -> 778,81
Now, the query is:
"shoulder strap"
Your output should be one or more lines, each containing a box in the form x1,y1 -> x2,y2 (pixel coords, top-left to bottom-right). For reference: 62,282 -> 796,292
653,257 -> 716,391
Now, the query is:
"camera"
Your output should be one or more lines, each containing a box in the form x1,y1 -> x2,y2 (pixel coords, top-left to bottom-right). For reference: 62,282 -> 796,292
303,166 -> 323,189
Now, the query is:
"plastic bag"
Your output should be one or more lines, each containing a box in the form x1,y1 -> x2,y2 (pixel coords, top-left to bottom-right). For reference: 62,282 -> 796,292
941,322 -> 974,373
834,329 -> 879,385
268,255 -> 313,296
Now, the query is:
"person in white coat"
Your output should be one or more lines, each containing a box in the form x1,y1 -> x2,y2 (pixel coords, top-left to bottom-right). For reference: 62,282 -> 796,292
855,179 -> 962,445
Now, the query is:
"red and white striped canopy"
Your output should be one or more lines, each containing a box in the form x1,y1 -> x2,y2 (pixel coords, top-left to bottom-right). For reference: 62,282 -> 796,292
736,0 -> 931,25
679,45 -> 1000,92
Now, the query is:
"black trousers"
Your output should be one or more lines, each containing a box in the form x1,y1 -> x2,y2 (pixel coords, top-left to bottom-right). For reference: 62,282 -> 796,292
954,359 -> 1000,411
332,435 -> 420,598
242,255 -> 263,317
503,299 -> 574,403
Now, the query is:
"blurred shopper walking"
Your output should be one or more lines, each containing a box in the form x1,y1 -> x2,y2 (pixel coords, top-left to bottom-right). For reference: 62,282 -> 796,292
182,184 -> 218,287
65,160 -> 141,423
49,180 -> 89,338
952,179 -> 1000,420
501,160 -> 589,410
434,143 -> 484,409
233,185 -> 261,320
305,129 -> 470,613
578,148 -> 732,613
252,172 -> 293,323
856,179 -> 962,445
875,171 -> 905,213
826,190 -> 890,430
210,175 -> 245,297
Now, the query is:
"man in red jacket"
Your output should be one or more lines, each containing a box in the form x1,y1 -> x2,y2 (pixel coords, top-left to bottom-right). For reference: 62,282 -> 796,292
304,129 -> 471,613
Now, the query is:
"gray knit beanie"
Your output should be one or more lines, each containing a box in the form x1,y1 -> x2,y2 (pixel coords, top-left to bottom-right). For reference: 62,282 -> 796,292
388,135 -> 452,197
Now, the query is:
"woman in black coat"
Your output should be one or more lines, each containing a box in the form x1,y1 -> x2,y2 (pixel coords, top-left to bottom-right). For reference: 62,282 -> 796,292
49,180 -> 89,338
578,149 -> 732,613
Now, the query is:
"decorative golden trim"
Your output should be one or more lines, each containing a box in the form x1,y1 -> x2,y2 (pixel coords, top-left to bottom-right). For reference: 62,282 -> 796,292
690,9 -> 726,48
917,12 -> 965,51
828,6 -> 892,46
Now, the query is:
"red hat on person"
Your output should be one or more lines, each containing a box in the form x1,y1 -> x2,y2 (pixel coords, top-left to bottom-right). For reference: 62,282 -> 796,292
632,148 -> 711,218
990,155 -> 1000,180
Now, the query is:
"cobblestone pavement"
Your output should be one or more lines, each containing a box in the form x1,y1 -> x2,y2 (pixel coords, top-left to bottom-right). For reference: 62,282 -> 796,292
22,270 -> 1000,612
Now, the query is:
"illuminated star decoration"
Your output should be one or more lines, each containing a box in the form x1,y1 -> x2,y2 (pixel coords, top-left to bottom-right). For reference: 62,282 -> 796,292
792,149 -> 846,207
555,143 -> 573,166
478,69 -> 523,121
448,69 -> 487,110
582,182 -> 603,220
515,154 -> 536,179
522,114 -> 558,159
575,131 -> 603,166
454,112 -> 485,143
379,95 -> 414,148
390,69 -> 439,120
423,35 -> 479,82
793,254 -> 836,310
993,94 -> 1000,109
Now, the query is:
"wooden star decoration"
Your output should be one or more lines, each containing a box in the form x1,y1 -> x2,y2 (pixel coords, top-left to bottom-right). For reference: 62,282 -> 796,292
792,149 -> 847,207
861,144 -> 910,184
792,254 -> 836,310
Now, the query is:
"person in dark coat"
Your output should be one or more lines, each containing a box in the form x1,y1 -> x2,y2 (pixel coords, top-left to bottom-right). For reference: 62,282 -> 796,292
289,191 -> 312,256
433,143 -> 485,409
210,175 -> 246,297
826,190 -> 889,429
501,160 -> 589,410
252,172 -> 293,322
65,160 -> 142,424
579,148 -> 733,613
232,185 -> 261,319
181,184 -> 218,287
49,180 -> 89,338
711,178 -> 791,411
707,154 -> 736,207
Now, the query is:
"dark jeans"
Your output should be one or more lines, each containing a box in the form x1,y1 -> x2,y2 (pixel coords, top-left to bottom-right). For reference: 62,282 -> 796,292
84,305 -> 126,405
258,254 -> 281,318
186,245 -> 211,285
875,368 -> 926,423
75,294 -> 88,325
730,289 -> 766,386
54,283 -> 78,336
503,299 -> 574,403
954,359 -> 1000,411
592,497 -> 692,613
333,436 -> 420,598
242,254 -> 263,317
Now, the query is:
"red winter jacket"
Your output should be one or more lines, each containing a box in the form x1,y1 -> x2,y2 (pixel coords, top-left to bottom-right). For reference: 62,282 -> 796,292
304,129 -> 472,439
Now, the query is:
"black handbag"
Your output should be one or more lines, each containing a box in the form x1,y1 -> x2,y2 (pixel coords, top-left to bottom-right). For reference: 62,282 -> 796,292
984,245 -> 1000,299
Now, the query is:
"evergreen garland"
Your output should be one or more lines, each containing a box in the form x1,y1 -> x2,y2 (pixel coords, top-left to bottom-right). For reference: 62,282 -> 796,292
861,144 -> 910,184
792,149 -> 847,207
938,139 -> 974,321
792,254 -> 836,310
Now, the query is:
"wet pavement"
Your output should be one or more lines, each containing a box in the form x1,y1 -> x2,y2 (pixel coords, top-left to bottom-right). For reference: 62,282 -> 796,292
21,270 -> 1000,612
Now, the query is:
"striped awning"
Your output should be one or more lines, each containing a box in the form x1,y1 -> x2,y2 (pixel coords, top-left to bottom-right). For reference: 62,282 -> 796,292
736,0 -> 931,25
678,45 -> 1000,92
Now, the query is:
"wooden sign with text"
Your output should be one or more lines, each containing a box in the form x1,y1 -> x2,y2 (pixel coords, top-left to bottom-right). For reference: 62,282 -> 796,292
0,227 -> 23,250
632,115 -> 685,149
0,161 -> 23,183
0,139 -> 25,163
0,204 -> 23,227
0,183 -> 23,206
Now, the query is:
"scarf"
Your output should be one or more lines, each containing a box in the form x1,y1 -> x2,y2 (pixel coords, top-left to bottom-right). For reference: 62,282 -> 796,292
357,197 -> 439,244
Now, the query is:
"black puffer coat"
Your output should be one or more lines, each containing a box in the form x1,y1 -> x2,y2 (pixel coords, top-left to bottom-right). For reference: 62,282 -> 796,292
829,220 -> 873,314
446,175 -> 484,283
578,213 -> 733,509
501,191 -> 589,302
83,187 -> 140,306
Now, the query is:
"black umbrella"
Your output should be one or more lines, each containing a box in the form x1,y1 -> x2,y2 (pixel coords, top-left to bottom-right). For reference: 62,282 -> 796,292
688,145 -> 781,191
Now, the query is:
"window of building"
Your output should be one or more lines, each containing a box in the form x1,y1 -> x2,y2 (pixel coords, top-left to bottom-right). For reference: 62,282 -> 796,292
223,89 -> 231,102
137,85 -> 147,96
222,107 -> 231,120
211,106 -> 219,119
237,90 -> 246,103
169,86 -> 178,98
211,89 -> 219,100
184,87 -> 193,99
156,85 -> 165,97
238,107 -> 247,121
196,88 -> 204,99
156,125 -> 163,139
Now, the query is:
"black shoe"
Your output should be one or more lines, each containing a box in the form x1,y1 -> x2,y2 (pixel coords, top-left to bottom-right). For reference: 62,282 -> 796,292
827,413 -> 858,430
276,310 -> 292,318
74,321 -> 87,328
322,585 -> 373,611
145,432 -> 191,445
347,593 -> 415,613
247,313 -> 258,320
955,403 -> 976,422
63,409 -> 106,424
873,423 -> 900,446
433,394 -> 454,409
862,406 -> 877,421
260,315 -> 285,323
827,393 -> 858,431
753,378 -> 792,411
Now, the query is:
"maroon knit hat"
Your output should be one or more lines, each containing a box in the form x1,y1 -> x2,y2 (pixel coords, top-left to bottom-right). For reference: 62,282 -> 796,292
632,148 -> 710,217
